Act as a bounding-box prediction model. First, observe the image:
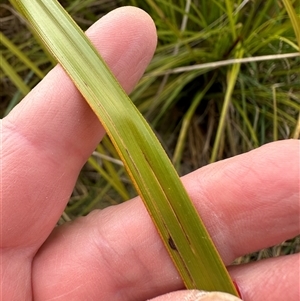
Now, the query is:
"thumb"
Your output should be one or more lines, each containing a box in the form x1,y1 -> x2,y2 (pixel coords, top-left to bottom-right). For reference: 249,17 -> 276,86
148,290 -> 243,301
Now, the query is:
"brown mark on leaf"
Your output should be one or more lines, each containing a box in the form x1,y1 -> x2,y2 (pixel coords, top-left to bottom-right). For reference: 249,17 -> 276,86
168,237 -> 177,251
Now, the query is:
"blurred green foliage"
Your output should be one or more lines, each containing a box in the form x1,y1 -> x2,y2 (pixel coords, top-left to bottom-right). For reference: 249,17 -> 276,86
1,0 -> 299,221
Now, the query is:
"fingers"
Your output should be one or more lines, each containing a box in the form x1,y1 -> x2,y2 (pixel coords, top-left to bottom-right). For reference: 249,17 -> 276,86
229,253 -> 300,301
1,7 -> 157,249
32,140 -> 300,300
183,139 -> 300,262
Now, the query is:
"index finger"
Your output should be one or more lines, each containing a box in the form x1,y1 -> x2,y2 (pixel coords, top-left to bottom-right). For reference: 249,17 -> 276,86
1,6 -> 157,249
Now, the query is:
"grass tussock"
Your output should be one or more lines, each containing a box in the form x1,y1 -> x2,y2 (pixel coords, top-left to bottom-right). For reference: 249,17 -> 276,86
1,0 -> 299,259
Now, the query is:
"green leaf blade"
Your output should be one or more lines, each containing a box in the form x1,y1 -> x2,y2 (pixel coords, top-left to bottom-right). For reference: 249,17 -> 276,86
0,53 -> 31,96
282,0 -> 300,49
10,0 -> 238,295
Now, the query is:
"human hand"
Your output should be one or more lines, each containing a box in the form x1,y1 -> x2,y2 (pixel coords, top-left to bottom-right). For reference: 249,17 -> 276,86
1,6 -> 299,301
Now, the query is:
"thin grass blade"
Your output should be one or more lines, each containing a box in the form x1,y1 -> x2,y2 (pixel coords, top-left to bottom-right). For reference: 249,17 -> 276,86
210,46 -> 244,163
87,156 -> 129,201
10,0 -> 238,295
282,0 -> 300,48
173,74 -> 216,170
0,32 -> 45,79
0,53 -> 30,95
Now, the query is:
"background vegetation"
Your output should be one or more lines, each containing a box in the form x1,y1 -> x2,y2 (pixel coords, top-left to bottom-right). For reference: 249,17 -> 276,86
1,0 -> 299,261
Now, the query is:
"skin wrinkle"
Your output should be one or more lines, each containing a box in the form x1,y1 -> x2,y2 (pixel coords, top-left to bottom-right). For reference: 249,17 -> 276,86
2,172 -> 52,248
90,207 -> 169,300
76,214 -> 129,297
2,140 -> 73,248
1,251 -> 33,299
3,103 -> 87,175
35,225 -> 98,296
44,284 -> 85,301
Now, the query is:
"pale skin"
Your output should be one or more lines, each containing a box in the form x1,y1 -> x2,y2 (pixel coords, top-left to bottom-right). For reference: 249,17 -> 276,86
1,6 -> 299,301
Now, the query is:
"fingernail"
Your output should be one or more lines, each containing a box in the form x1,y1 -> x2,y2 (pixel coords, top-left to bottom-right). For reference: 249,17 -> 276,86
180,290 -> 243,301
148,290 -> 243,301
190,291 -> 243,301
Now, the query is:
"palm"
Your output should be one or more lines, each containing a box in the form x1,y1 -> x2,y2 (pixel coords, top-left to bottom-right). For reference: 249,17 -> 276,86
1,7 -> 299,301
